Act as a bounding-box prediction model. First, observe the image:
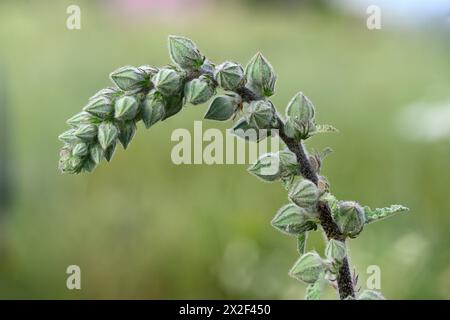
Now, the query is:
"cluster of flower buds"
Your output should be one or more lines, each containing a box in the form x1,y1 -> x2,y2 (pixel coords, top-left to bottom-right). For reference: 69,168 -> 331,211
58,35 -> 283,174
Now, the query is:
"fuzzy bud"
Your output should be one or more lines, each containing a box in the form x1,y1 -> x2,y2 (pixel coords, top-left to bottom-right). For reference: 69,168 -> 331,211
109,66 -> 147,92
74,124 -> 98,141
214,61 -> 245,91
142,90 -> 165,128
83,97 -> 114,119
168,35 -> 204,70
184,75 -> 216,105
243,100 -> 277,130
72,142 -> 89,157
334,201 -> 365,238
117,121 -> 136,149
289,251 -> 324,284
271,203 -> 317,236
204,94 -> 240,121
98,122 -> 119,150
288,179 -> 319,209
152,68 -> 182,96
67,112 -> 100,127
89,143 -> 103,164
325,239 -> 347,263
358,290 -> 385,300
245,52 -> 276,97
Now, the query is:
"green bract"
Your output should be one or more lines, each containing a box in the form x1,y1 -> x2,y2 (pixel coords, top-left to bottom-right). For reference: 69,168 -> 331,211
245,52 -> 276,97
204,94 -> 239,121
325,239 -> 347,264
114,95 -> 139,121
358,290 -> 385,300
243,100 -> 277,130
142,90 -> 165,128
271,203 -> 317,236
168,35 -> 204,70
83,97 -> 114,119
98,122 -> 118,150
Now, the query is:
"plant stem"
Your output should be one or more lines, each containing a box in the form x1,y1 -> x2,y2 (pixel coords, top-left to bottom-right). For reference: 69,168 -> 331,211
192,70 -> 356,299
278,122 -> 355,299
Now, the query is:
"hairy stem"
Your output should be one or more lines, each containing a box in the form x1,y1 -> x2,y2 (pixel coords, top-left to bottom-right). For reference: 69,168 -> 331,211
278,119 -> 355,299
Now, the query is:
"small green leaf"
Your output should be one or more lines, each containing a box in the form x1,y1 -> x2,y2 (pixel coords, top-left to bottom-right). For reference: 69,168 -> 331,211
204,95 -> 237,121
363,204 -> 409,224
248,153 -> 280,182
271,203 -> 317,236
98,122 -> 119,150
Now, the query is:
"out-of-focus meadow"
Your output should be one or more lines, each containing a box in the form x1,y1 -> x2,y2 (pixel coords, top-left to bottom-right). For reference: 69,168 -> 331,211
0,0 -> 449,299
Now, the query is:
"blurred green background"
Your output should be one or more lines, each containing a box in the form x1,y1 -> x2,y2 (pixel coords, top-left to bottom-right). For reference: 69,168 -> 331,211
0,0 -> 449,299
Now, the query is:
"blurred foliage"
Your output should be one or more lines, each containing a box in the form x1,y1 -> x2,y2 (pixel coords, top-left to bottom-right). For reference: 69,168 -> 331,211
0,0 -> 449,299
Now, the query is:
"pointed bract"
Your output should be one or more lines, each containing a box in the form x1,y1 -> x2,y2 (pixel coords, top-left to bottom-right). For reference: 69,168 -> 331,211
168,35 -> 204,70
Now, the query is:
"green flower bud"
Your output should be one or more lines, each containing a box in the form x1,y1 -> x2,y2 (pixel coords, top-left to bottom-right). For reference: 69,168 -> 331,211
184,75 -> 216,105
243,100 -> 277,130
74,124 -> 98,141
248,153 -> 281,182
98,122 -> 119,150
214,61 -> 245,91
109,66 -> 147,91
200,59 -> 215,74
325,239 -> 347,263
117,121 -> 136,149
204,94 -> 239,121
72,142 -> 89,157
142,91 -> 165,128
285,92 -> 316,139
152,68 -> 182,96
67,111 -> 100,127
245,52 -> 276,97
58,129 -> 78,144
83,96 -> 114,119
59,155 -> 83,174
271,203 -> 317,236
162,93 -> 184,120
114,95 -> 139,121
288,179 -> 319,209
289,251 -> 324,284
334,201 -> 365,238
89,143 -> 104,164
358,290 -> 385,300
168,35 -> 204,70
278,149 -> 298,176
284,117 -> 316,141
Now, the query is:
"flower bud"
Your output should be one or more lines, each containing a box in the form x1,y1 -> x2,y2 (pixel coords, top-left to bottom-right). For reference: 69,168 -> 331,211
184,75 -> 216,105
152,68 -> 182,96
104,142 -> 116,162
74,124 -> 98,141
288,179 -> 319,209
289,251 -> 324,284
214,61 -> 245,91
72,142 -> 89,157
67,112 -> 100,127
285,92 -> 316,140
168,35 -> 204,70
98,122 -> 119,150
325,239 -> 347,263
245,52 -> 276,97
117,121 -> 136,149
89,143 -> 103,164
334,201 -> 365,238
278,149 -> 298,176
58,129 -> 78,144
142,91 -> 165,128
82,159 -> 96,173
114,95 -> 139,121
83,96 -> 114,119
248,153 -> 281,182
89,87 -> 121,101
271,203 -> 317,236
138,65 -> 159,79
358,290 -> 385,300
59,155 -> 83,174
109,66 -> 147,91
243,100 -> 277,129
